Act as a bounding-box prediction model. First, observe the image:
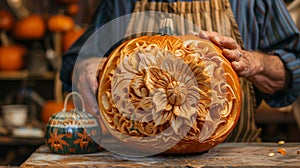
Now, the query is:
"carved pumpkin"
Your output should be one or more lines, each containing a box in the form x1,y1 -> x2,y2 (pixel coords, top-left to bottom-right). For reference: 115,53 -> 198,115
45,92 -> 102,154
13,15 -> 46,40
97,35 -> 241,155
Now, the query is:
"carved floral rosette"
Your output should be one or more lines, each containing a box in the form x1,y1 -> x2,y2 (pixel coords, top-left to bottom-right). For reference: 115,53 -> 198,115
98,35 -> 241,154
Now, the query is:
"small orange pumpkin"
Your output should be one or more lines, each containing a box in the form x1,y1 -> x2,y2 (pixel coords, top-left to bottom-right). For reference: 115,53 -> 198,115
13,15 -> 46,40
0,10 -> 14,31
48,15 -> 75,32
67,3 -> 80,16
0,45 -> 26,71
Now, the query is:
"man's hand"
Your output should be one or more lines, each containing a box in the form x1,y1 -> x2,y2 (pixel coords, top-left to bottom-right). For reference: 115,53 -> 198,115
73,57 -> 107,115
188,30 -> 289,94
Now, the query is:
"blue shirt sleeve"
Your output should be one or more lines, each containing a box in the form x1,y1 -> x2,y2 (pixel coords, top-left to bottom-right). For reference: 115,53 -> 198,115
230,0 -> 300,107
60,0 -> 137,92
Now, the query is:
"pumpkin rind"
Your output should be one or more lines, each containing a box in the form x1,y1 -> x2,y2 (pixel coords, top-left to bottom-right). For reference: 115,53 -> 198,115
97,35 -> 241,154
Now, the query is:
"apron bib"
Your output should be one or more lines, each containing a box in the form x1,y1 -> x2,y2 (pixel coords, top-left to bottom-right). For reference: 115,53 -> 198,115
126,0 -> 261,142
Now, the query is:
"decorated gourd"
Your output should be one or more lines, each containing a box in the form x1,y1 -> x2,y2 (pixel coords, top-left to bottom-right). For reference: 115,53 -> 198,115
45,92 -> 102,154
97,25 -> 241,154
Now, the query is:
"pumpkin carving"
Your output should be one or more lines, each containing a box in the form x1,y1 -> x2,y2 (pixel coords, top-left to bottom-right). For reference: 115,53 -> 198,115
97,34 -> 241,155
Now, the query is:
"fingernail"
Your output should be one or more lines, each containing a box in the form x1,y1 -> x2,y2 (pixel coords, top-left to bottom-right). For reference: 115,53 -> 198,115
212,36 -> 219,43
198,30 -> 208,39
187,30 -> 197,36
232,61 -> 239,68
93,86 -> 97,93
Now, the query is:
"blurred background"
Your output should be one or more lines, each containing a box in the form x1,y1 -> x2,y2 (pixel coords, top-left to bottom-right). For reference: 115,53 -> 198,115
0,0 -> 299,166
0,0 -> 100,166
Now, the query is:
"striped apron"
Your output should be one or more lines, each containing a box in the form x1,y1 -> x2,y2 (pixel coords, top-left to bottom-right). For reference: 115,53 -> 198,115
125,0 -> 261,142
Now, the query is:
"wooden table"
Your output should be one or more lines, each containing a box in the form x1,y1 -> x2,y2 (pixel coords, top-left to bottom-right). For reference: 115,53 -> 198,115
21,142 -> 300,167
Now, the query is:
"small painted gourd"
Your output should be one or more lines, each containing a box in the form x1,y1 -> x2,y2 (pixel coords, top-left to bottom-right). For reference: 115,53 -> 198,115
45,92 -> 102,154
97,20 -> 241,155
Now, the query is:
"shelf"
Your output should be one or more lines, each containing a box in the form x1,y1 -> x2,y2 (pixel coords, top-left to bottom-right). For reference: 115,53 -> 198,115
0,70 -> 56,80
0,135 -> 45,146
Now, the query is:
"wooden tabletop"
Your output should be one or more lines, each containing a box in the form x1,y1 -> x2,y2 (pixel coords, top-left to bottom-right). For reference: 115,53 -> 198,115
21,142 -> 300,168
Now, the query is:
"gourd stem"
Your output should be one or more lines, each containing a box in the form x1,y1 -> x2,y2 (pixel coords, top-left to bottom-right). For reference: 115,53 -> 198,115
159,18 -> 175,36
63,91 -> 85,112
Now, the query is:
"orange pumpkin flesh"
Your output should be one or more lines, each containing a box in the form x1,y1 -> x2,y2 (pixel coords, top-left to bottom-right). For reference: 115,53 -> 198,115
0,45 -> 26,71
97,35 -> 241,154
13,15 -> 46,40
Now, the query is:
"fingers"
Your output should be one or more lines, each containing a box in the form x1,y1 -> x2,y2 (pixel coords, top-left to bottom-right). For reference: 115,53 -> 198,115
223,49 -> 242,62
187,30 -> 209,40
77,71 -> 100,115
188,30 -> 239,49
86,69 -> 98,94
74,57 -> 105,116
232,60 -> 246,75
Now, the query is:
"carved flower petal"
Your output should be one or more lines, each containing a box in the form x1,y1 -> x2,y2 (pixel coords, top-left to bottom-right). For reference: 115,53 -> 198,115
170,117 -> 183,134
153,111 -> 173,126
137,52 -> 158,71
152,88 -> 168,112
144,67 -> 171,92
130,76 -> 149,98
180,102 -> 198,120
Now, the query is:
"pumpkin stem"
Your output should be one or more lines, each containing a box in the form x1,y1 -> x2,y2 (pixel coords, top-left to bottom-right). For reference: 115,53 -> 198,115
0,30 -> 11,46
159,18 -> 175,36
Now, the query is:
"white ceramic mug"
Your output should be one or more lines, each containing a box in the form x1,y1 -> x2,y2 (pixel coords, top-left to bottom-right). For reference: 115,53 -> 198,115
1,105 -> 28,127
